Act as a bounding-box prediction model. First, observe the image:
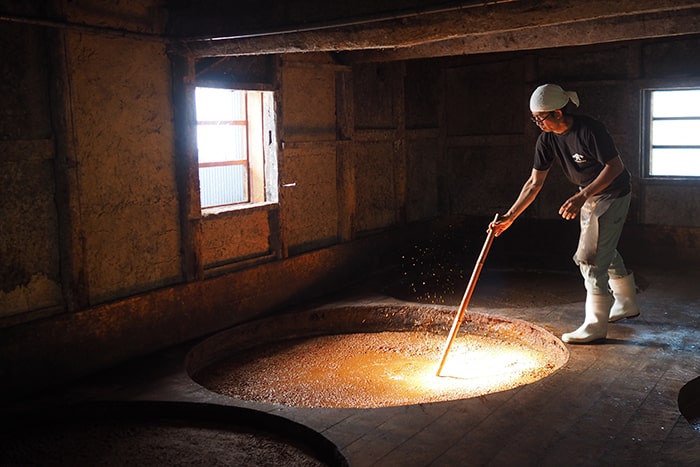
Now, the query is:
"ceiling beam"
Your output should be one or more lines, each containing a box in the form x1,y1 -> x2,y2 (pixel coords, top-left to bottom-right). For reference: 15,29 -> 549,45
348,6 -> 700,62
172,0 -> 700,58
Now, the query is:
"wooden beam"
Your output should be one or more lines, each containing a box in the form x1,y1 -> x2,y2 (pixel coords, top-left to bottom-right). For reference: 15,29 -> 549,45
49,26 -> 91,311
171,0 -> 700,58
348,6 -> 700,62
170,53 -> 204,281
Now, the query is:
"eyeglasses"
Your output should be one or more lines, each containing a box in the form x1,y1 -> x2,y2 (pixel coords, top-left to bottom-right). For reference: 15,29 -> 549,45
530,112 -> 552,124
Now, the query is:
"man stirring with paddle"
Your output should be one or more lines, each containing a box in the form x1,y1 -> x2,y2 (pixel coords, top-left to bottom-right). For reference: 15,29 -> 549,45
490,84 -> 640,344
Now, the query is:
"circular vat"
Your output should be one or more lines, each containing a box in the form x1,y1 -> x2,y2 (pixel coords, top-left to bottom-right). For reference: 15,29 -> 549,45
0,401 -> 347,466
679,376 -> 700,433
187,304 -> 569,408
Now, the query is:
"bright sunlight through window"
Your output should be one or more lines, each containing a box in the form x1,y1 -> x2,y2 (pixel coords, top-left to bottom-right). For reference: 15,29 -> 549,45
647,88 -> 700,177
195,87 -> 278,209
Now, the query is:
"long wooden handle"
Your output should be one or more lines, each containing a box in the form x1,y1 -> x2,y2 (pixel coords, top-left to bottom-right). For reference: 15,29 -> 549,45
436,213 -> 499,376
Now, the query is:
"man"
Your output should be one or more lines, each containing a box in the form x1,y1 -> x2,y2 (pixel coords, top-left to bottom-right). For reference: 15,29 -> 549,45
490,83 -> 639,344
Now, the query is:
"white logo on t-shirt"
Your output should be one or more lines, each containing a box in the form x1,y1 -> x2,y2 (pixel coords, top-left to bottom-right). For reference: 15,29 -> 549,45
572,153 -> 586,164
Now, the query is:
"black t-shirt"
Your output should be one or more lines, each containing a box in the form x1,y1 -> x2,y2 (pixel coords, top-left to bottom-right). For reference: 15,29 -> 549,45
534,115 -> 631,198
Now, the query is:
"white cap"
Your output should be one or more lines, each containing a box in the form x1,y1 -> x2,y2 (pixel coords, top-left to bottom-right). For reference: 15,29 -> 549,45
530,84 -> 580,112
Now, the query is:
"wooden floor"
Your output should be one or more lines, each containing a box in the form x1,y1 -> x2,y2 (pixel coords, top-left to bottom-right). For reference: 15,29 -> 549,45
2,266 -> 699,466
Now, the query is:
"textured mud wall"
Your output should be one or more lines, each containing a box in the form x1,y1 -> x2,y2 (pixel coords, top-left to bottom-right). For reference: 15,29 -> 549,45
62,6 -> 181,304
66,32 -> 181,303
0,0 -> 180,316
350,63 -> 407,233
352,141 -> 402,232
279,56 -> 340,253
201,208 -> 272,267
0,8 -> 62,318
280,142 -> 339,253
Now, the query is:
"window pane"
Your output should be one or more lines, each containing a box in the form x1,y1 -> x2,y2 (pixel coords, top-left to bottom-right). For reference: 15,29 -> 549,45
652,90 -> 700,118
196,88 -> 234,121
199,165 -> 248,207
652,119 -> 700,146
649,148 -> 700,176
197,124 -> 247,163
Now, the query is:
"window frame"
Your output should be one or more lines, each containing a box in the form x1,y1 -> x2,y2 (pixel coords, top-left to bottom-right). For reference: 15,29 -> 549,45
642,86 -> 700,181
194,82 -> 279,215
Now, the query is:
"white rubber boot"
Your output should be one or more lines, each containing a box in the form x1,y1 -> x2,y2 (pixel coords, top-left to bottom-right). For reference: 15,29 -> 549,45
608,273 -> 640,322
562,293 -> 612,344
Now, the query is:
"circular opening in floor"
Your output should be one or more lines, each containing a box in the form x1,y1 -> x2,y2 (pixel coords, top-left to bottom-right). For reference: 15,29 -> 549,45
679,376 -> 700,433
187,304 -> 569,408
0,401 -> 347,466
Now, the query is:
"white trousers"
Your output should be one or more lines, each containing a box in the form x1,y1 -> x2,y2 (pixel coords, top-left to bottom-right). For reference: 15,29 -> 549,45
574,193 -> 631,295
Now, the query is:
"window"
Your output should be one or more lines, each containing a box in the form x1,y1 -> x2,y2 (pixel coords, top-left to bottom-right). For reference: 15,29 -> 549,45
195,87 -> 278,208
644,88 -> 700,177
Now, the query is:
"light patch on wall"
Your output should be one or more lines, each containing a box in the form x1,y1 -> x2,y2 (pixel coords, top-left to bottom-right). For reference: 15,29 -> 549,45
0,273 -> 62,317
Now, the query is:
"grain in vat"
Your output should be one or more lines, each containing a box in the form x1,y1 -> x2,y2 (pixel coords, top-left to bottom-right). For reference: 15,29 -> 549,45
187,304 -> 569,408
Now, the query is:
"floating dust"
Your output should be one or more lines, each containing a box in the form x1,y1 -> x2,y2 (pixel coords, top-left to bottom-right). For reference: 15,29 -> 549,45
396,227 -> 470,305
388,223 -> 582,307
196,331 -> 562,408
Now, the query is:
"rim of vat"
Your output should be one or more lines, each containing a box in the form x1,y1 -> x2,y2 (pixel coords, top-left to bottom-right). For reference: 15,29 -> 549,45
185,303 -> 570,379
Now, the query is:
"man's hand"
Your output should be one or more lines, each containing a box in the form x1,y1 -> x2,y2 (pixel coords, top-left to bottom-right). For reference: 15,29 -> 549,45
558,156 -> 623,220
490,214 -> 514,237
559,192 -> 586,220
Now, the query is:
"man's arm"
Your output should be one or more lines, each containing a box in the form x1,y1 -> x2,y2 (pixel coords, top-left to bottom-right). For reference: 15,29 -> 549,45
558,155 -> 625,220
491,168 -> 548,237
